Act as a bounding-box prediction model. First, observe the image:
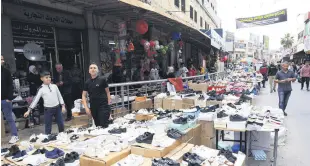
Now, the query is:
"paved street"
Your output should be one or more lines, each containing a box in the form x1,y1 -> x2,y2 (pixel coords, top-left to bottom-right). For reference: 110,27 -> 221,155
248,82 -> 310,166
2,82 -> 310,166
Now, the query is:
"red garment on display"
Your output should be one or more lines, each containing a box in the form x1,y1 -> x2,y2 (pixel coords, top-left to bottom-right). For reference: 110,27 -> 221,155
168,77 -> 184,92
188,69 -> 196,76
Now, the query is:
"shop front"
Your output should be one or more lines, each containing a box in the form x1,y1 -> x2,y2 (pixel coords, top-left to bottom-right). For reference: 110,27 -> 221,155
2,2 -> 85,78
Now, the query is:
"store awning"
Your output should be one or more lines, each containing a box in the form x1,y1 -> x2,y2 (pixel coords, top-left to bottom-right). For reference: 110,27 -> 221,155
49,0 -> 211,50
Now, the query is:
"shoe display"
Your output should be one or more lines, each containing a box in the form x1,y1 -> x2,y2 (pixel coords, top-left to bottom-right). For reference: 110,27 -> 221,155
5,145 -> 20,157
9,136 -> 19,144
230,114 -> 247,121
218,149 -> 237,163
32,148 -> 47,155
108,127 -> 127,134
136,132 -> 154,144
152,158 -> 180,166
45,148 -> 64,159
227,103 -> 236,109
167,128 -> 183,139
173,117 -> 188,124
182,152 -> 204,165
1,148 -> 9,156
12,150 -> 27,161
217,111 -> 228,118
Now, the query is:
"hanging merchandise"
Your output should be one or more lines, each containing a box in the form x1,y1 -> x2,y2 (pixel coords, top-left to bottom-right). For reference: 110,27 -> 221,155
155,40 -> 160,50
127,41 -> 135,52
179,40 -> 184,49
136,20 -> 149,35
144,41 -> 150,51
210,48 -> 214,56
149,41 -> 156,48
140,39 -> 146,45
120,50 -> 126,57
172,32 -> 181,40
168,42 -> 174,51
224,56 -> 228,61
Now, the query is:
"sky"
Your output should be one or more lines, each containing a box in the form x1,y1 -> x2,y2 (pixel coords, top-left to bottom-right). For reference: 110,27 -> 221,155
217,0 -> 310,50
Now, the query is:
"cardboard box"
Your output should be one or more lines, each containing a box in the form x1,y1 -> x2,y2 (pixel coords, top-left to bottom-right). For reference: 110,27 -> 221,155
135,114 -> 155,121
154,98 -> 163,109
180,127 -> 194,143
198,121 -> 215,137
189,83 -> 209,92
192,124 -> 201,145
80,148 -> 131,166
131,140 -> 181,158
131,99 -> 152,111
1,114 -> 5,138
182,97 -> 197,109
162,98 -> 183,110
113,107 -> 128,118
200,136 -> 215,148
164,143 -> 194,162
206,100 -> 223,107
66,114 -> 90,127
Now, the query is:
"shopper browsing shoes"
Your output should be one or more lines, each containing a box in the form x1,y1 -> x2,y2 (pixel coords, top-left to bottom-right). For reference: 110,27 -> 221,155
1,55 -> 19,144
268,62 -> 278,93
300,60 -> 310,91
82,63 -> 112,128
24,71 -> 66,134
275,62 -> 296,116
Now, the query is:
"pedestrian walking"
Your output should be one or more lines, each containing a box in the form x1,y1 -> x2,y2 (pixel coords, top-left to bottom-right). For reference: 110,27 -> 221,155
268,62 -> 278,93
24,71 -> 65,134
82,63 -> 112,128
54,63 -> 73,121
259,62 -> 268,88
300,60 -> 310,91
1,55 -> 19,144
275,62 -> 296,116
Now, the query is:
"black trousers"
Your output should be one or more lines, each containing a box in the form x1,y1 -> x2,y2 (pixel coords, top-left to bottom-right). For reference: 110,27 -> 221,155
72,82 -> 82,101
90,99 -> 111,128
301,77 -> 310,89
63,94 -> 72,118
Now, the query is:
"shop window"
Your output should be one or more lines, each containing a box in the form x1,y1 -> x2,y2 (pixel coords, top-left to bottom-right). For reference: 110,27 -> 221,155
181,0 -> 185,12
175,0 -> 179,8
200,17 -> 203,27
194,10 -> 197,23
190,6 -> 193,19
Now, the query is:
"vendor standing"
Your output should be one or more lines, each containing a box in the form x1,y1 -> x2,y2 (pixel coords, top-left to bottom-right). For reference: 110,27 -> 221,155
82,63 -> 112,128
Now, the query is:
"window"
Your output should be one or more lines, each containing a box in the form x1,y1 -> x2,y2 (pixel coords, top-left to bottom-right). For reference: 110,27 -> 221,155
200,17 -> 203,27
194,10 -> 197,23
190,6 -> 193,19
205,21 -> 208,30
181,0 -> 185,12
174,0 -> 179,7
202,0 -> 204,5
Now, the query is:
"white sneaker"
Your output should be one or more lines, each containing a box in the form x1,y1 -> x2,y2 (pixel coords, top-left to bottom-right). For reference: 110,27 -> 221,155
13,96 -> 23,101
9,136 -> 19,144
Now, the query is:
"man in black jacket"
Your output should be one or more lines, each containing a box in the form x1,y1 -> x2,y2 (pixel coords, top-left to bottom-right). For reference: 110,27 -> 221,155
268,62 -> 278,93
54,63 -> 73,121
1,55 -> 19,144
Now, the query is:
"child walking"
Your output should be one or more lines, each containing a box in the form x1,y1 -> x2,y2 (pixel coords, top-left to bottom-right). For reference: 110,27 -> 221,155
24,71 -> 66,134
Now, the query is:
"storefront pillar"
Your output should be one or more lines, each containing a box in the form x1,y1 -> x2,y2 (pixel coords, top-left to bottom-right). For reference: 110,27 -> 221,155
84,11 -> 100,67
1,15 -> 16,72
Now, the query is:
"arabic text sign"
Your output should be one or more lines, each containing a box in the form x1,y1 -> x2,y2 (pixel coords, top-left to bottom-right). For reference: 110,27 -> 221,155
236,9 -> 287,29
3,3 -> 85,29
12,21 -> 54,39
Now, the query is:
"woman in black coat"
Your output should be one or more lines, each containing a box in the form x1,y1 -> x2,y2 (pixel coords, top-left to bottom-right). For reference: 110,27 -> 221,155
27,65 -> 42,96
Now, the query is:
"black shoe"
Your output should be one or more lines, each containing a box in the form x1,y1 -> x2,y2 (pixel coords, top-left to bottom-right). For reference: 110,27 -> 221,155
152,158 -> 180,166
167,128 -> 183,139
65,117 -> 73,121
217,111 -> 228,118
5,145 -> 20,157
48,134 -> 57,141
283,111 -> 287,116
207,90 -> 216,96
30,137 -> 38,143
136,132 -> 154,144
230,114 -> 247,121
182,152 -> 203,165
198,95 -> 205,100
218,149 -> 237,163
55,157 -> 65,166
227,103 -> 236,109
65,129 -> 74,134
70,135 -> 79,141
216,95 -> 224,101
173,117 -> 188,124
32,148 -> 47,155
108,127 -> 127,134
207,96 -> 216,101
240,94 -> 251,101
64,153 -> 75,163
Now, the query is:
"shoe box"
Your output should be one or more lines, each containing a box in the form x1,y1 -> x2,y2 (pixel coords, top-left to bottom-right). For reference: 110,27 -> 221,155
206,100 -> 223,107
154,97 -> 163,109
188,82 -> 209,92
162,98 -> 183,110
131,99 -> 153,111
164,143 -> 195,162
198,121 -> 215,137
131,140 -> 181,158
80,147 -> 131,166
180,127 -> 194,143
199,136 -> 215,149
66,115 -> 90,127
182,97 -> 198,109
135,114 -> 156,121
1,114 -> 5,138
226,121 -> 247,131
112,107 -> 128,118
